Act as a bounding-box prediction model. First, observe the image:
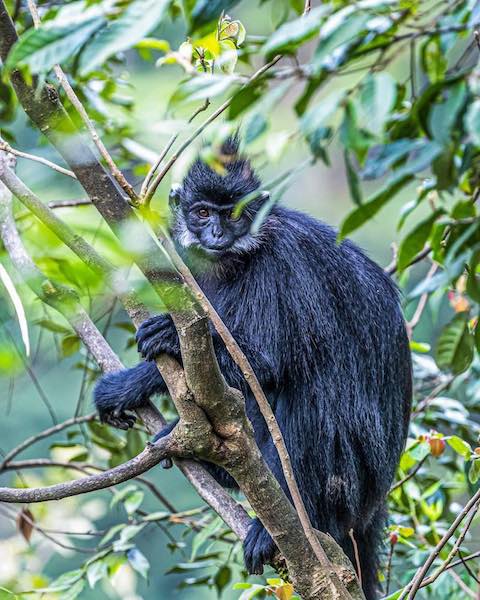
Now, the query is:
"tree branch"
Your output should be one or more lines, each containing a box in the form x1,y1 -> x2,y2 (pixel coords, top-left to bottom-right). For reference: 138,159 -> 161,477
0,436 -> 175,502
0,136 -> 76,179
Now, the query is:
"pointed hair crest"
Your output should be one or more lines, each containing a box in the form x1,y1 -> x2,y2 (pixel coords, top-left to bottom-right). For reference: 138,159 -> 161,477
182,135 -> 260,207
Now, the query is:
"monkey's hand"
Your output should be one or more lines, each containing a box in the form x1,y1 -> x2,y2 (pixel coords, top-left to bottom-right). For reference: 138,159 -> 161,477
136,314 -> 181,361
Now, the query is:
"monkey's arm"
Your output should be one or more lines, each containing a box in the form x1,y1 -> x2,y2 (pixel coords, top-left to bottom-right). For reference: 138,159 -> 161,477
94,361 -> 168,429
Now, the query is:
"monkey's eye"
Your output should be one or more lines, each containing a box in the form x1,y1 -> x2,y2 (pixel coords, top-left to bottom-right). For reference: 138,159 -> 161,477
229,209 -> 241,222
197,208 -> 209,218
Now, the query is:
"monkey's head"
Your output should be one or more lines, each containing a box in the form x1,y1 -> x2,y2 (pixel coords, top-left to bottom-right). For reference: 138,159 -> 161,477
170,137 -> 268,258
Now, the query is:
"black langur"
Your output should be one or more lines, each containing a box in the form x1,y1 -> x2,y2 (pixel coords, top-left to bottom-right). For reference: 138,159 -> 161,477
94,138 -> 412,599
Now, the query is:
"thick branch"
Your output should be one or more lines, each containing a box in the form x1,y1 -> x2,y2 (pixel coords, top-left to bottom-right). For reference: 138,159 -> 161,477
0,437 -> 174,502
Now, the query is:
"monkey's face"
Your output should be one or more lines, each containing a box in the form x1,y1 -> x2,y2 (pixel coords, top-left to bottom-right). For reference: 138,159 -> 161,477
182,201 -> 253,256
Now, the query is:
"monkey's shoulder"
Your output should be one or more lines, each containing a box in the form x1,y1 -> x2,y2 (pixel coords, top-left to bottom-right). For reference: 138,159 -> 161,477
250,207 -> 400,308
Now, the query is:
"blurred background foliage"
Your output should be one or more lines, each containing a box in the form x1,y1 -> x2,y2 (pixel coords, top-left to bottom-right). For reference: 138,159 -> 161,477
1,0 -> 480,598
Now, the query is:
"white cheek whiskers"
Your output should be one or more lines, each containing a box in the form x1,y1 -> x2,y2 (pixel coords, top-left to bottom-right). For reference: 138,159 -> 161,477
173,211 -> 200,249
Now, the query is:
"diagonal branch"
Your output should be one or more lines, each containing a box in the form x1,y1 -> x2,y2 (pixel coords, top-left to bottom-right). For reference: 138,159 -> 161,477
26,0 -> 138,204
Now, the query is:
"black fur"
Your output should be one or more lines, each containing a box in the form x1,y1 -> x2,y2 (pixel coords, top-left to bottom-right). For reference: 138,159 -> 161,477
94,140 -> 412,599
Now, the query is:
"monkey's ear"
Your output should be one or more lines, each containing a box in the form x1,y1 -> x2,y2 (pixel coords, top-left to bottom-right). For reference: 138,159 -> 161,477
169,184 -> 182,208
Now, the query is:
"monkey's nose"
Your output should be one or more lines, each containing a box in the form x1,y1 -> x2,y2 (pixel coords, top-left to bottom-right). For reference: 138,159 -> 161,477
211,226 -> 224,240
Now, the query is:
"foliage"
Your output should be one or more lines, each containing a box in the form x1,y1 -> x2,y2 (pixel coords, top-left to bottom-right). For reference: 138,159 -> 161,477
2,0 -> 480,598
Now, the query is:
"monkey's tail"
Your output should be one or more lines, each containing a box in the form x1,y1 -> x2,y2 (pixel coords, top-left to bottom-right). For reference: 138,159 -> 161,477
94,361 -> 166,414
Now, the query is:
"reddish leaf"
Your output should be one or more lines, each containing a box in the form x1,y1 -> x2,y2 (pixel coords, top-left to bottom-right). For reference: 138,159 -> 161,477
16,507 -> 34,542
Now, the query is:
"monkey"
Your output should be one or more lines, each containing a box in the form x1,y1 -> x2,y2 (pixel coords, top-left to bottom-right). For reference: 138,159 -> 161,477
94,137 -> 412,599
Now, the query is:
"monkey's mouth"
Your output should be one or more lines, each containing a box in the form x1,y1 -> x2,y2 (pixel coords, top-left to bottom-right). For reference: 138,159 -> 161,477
200,246 -> 231,256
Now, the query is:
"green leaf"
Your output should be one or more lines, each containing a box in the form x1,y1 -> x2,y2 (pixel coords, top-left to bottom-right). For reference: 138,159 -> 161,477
100,523 -> 125,546
79,0 -> 171,75
300,89 -> 346,137
428,81 -> 466,146
397,209 -> 443,271
435,313 -> 474,375
61,334 -> 81,357
361,139 -> 428,180
228,83 -> 265,120
61,579 -> 85,600
111,485 -> 140,509
465,99 -> 480,147
244,113 -> 268,144
214,565 -> 232,594
124,490 -> 144,515
262,5 -> 330,57
340,100 -> 371,164
410,341 -> 431,353
88,421 -> 126,451
169,74 -> 238,107
6,18 -> 104,74
344,150 -> 362,206
191,516 -> 222,559
447,435 -> 472,458
340,173 -> 411,238
189,0 -> 240,32
312,12 -> 369,74
86,560 -> 107,589
34,318 -> 71,334
340,140 -> 442,237
112,524 -> 146,552
468,459 -> 480,484
357,72 -> 397,137
127,548 -> 150,579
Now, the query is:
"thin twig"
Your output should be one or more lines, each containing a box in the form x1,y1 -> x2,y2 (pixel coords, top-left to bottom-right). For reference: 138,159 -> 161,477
385,541 -> 394,595
0,414 -> 96,471
26,0 -> 138,204
0,436 -> 173,502
399,489 -> 480,599
390,456 -> 428,494
348,529 -> 362,588
48,199 -> 91,209
406,263 -> 438,338
0,505 -> 96,553
0,137 -> 76,179
412,375 -> 455,417
387,245 -> 432,275
140,98 -> 210,199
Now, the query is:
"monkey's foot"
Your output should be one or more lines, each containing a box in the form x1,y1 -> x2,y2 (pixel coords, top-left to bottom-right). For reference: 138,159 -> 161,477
98,404 -> 136,430
243,518 -> 277,575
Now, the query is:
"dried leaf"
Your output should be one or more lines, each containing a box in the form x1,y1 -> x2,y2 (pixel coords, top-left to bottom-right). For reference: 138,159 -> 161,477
16,507 -> 34,542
